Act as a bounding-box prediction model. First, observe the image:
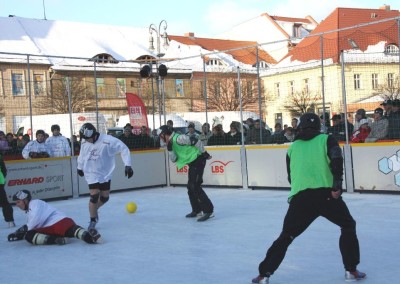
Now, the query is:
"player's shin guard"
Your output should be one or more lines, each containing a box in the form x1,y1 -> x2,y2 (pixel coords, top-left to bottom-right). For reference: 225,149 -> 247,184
25,231 -> 63,245
99,195 -> 109,204
69,225 -> 97,244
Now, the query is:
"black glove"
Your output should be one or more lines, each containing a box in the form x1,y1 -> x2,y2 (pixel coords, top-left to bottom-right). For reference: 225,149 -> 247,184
125,166 -> 134,179
8,225 -> 27,242
202,151 -> 212,160
38,152 -> 50,158
167,141 -> 173,151
29,152 -> 38,158
332,178 -> 343,192
77,169 -> 84,177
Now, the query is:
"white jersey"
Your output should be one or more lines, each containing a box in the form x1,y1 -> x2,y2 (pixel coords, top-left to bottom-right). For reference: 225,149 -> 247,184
77,133 -> 132,184
45,135 -> 71,157
26,199 -> 67,230
22,140 -> 52,159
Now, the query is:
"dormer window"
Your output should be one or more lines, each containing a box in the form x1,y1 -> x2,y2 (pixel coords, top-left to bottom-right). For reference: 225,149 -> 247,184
293,23 -> 302,38
206,59 -> 225,66
252,61 -> 269,69
90,53 -> 119,64
385,44 -> 399,55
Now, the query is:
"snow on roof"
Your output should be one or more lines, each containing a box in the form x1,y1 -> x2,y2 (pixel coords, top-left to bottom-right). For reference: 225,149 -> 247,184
0,16 -> 155,64
0,16 -> 260,74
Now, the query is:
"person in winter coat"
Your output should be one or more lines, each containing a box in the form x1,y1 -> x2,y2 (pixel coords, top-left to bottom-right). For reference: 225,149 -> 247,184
0,153 -> 14,227
45,124 -> 71,157
22,130 -> 52,159
365,108 -> 388,142
251,113 -> 366,284
226,122 -> 242,145
351,119 -> 371,143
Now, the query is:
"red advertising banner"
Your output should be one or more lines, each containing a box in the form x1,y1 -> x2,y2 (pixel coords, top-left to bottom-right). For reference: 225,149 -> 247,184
125,93 -> 149,135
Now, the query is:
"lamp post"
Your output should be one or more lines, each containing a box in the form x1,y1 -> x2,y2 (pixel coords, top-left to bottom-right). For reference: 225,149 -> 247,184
147,20 -> 169,125
148,20 -> 169,58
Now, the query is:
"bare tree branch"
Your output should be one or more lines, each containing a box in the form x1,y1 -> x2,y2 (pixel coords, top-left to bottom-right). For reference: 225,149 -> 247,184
188,73 -> 264,112
284,90 -> 322,117
33,77 -> 96,113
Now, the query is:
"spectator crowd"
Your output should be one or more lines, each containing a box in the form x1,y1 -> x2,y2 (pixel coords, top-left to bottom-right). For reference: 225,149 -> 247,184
1,99 -> 399,160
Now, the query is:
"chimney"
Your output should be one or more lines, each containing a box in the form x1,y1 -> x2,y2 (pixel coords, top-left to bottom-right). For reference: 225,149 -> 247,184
379,4 -> 390,10
184,32 -> 195,37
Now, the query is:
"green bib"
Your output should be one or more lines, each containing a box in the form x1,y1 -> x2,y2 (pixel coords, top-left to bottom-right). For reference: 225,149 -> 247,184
172,134 -> 201,170
287,134 -> 333,200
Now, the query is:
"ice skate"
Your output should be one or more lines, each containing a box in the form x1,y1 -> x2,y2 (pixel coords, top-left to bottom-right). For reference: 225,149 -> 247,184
185,211 -> 202,218
55,237 -> 68,245
88,228 -> 102,243
251,275 -> 269,284
345,270 -> 366,281
197,212 -> 214,222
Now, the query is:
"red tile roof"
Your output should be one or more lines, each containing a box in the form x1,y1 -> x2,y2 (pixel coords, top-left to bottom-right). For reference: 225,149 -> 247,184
168,35 -> 277,65
281,7 -> 400,63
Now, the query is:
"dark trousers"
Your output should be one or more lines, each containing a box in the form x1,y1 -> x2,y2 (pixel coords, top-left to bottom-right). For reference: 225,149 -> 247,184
0,184 -> 14,222
187,156 -> 214,214
259,189 -> 360,276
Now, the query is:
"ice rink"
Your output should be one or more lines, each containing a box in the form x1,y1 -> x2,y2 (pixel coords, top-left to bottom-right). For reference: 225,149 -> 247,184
0,187 -> 398,284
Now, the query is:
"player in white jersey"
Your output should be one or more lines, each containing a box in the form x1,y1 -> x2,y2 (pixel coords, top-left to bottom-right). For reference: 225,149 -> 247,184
45,124 -> 71,157
8,190 -> 100,245
77,123 -> 133,230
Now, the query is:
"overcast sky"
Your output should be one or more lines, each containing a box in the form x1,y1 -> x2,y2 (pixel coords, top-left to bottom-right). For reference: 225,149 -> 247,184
1,0 -> 398,37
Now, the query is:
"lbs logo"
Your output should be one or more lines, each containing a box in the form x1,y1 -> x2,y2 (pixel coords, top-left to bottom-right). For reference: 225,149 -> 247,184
176,165 -> 188,173
210,161 -> 233,174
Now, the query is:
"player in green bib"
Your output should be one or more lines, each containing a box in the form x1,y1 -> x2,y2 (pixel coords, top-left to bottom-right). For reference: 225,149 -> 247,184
158,125 -> 214,222
252,113 -> 365,283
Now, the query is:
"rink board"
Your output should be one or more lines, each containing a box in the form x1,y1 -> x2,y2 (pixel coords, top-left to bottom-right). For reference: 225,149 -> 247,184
77,149 -> 167,195
168,146 -> 243,187
4,157 -> 73,201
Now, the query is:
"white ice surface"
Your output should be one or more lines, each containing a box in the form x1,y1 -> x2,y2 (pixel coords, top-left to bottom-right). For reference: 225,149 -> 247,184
0,187 -> 398,284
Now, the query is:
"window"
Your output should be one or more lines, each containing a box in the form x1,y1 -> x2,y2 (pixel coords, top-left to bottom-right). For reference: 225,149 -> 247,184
274,83 -> 280,96
90,53 -> 119,64
234,81 -> 239,98
372,74 -> 379,89
246,81 -> 253,98
289,81 -> 295,95
33,73 -> 45,96
12,72 -> 25,96
253,61 -> 269,69
116,78 -> 126,97
354,74 -> 361,90
303,78 -> 309,94
388,73 -> 394,88
206,59 -> 225,66
213,81 -> 221,98
96,78 -> 105,97
385,44 -> 399,55
0,71 -> 3,97
176,79 -> 184,97
293,24 -> 302,38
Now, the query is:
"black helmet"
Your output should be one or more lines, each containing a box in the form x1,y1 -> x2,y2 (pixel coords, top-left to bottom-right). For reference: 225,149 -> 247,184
79,123 -> 97,139
158,125 -> 172,136
298,113 -> 321,130
13,190 -> 32,202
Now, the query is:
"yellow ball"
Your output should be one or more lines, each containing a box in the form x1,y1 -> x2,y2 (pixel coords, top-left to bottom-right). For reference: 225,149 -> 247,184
126,202 -> 137,213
